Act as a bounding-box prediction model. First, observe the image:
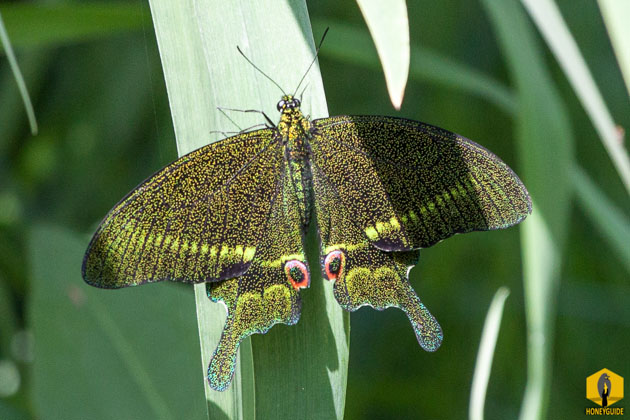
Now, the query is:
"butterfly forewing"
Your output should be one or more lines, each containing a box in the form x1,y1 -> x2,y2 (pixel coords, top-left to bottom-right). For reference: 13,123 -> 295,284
310,115 -> 532,251
82,129 -> 283,288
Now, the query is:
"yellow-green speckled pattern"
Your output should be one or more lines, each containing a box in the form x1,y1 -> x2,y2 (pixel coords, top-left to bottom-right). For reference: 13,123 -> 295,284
82,130 -> 281,288
310,116 -> 531,251
83,95 -> 531,392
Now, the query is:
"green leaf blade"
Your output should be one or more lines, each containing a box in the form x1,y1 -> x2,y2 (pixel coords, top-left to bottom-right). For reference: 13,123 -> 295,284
312,19 -> 518,116
355,0 -> 410,109
147,0 -> 348,417
598,0 -> 630,98
520,0 -> 630,195
29,225 -> 206,420
572,164 -> 630,274
469,287 -> 510,420
0,10 -> 37,135
480,1 -> 575,419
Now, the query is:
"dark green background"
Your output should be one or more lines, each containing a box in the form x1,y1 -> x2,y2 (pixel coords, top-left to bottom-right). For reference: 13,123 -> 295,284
0,0 -> 628,419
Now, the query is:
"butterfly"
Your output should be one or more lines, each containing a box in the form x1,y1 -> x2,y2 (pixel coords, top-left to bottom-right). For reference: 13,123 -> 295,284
82,35 -> 531,390
82,90 -> 531,390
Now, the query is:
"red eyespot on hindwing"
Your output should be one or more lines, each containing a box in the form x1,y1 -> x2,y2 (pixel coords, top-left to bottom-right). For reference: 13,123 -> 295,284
284,260 -> 309,290
324,250 -> 345,281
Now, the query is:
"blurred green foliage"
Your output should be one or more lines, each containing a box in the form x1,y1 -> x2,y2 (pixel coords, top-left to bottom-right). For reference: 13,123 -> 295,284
0,1 -> 628,419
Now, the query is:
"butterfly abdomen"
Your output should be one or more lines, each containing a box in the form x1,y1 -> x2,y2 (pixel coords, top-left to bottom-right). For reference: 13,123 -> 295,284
286,152 -> 314,233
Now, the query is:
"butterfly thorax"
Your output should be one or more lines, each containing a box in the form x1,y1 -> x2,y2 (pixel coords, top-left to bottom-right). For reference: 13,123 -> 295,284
277,97 -> 311,158
276,95 -> 314,232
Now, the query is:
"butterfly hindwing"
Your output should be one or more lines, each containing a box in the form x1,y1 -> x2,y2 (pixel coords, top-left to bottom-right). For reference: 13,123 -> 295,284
313,162 -> 443,352
310,115 -> 532,251
82,129 -> 284,288
207,163 -> 308,391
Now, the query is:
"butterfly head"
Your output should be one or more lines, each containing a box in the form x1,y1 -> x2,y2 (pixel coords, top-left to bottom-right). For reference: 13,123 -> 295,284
277,95 -> 301,112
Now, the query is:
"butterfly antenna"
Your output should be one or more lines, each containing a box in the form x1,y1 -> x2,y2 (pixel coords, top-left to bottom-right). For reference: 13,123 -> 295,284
293,27 -> 329,97
237,46 -> 286,96
298,82 -> 310,101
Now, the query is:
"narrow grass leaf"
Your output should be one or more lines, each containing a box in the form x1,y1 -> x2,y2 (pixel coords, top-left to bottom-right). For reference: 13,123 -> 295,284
598,0 -> 630,98
0,11 -> 37,134
146,2 -> 249,417
147,0 -> 348,418
480,1 -> 574,419
0,55 -> 48,151
355,0 -> 409,109
572,164 -> 630,274
469,287 -> 510,420
521,0 -> 630,195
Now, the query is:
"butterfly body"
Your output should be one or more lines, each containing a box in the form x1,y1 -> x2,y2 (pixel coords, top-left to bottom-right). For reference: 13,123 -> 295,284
83,93 -> 531,391
277,96 -> 315,233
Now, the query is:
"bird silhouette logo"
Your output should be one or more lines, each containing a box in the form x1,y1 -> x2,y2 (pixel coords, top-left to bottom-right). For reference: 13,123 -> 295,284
586,368 -> 624,410
598,373 -> 612,408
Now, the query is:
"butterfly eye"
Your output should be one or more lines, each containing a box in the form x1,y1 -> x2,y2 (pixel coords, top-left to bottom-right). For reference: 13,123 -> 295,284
324,250 -> 345,281
294,98 -> 301,108
276,100 -> 285,111
284,260 -> 309,290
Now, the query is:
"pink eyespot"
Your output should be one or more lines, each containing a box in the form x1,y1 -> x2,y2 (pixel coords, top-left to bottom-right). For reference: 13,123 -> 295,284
284,260 -> 309,290
324,250 -> 345,281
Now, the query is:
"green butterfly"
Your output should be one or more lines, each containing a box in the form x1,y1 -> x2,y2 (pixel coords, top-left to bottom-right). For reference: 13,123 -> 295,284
83,91 -> 531,390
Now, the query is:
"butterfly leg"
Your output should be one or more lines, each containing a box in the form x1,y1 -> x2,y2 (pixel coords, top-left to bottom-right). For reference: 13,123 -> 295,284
217,107 -> 276,128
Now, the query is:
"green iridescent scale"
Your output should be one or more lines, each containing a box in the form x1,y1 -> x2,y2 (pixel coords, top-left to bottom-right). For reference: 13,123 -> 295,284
83,94 -> 531,391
